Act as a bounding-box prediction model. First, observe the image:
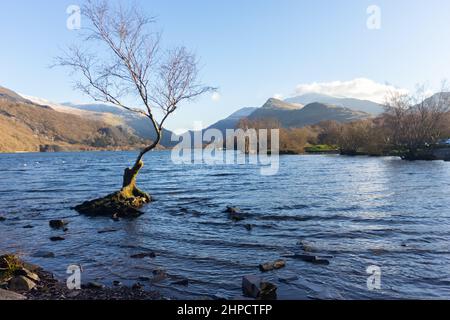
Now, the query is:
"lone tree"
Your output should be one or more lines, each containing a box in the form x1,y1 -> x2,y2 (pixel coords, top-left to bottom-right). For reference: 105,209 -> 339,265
57,0 -> 214,217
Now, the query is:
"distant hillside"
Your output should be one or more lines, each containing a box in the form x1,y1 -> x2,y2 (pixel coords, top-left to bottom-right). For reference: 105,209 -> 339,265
248,98 -> 371,128
285,93 -> 384,115
62,103 -> 177,148
205,107 -> 257,135
0,86 -> 151,153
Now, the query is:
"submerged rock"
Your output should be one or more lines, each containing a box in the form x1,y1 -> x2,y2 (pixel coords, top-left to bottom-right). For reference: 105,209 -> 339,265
288,254 -> 330,265
50,236 -> 65,242
23,225 -> 34,229
49,220 -> 68,229
225,206 -> 246,221
32,251 -> 55,259
0,216 -> 6,222
130,252 -> 157,259
172,278 -> 189,286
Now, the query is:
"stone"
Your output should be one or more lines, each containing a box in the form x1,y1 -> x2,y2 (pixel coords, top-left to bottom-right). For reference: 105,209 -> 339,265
225,207 -> 245,221
23,225 -> 34,229
259,259 -> 286,272
151,268 -> 167,283
32,251 -> 55,258
0,288 -> 27,300
131,252 -> 156,259
49,220 -> 68,229
244,224 -> 253,231
113,280 -> 122,287
242,275 -> 262,298
50,236 -> 65,242
13,268 -> 40,282
0,216 -> 6,222
273,260 -> 286,269
242,275 -> 277,300
260,282 -> 278,300
132,282 -> 144,291
259,263 -> 274,272
297,240 -> 316,252
139,276 -> 151,281
8,276 -> 36,292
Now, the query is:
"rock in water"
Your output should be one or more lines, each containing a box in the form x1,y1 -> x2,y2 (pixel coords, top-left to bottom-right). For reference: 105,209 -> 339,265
49,220 -> 68,229
242,275 -> 277,300
74,191 -> 150,219
8,276 -> 36,292
74,161 -> 151,219
0,216 -> 6,222
50,236 -> 65,242
259,259 -> 286,272
225,206 -> 245,221
242,275 -> 261,298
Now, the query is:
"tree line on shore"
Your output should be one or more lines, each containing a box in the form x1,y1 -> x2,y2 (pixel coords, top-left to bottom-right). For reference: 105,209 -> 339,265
236,90 -> 450,160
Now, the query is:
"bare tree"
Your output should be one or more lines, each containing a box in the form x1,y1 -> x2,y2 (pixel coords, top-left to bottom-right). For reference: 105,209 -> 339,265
56,0 -> 214,213
383,86 -> 450,159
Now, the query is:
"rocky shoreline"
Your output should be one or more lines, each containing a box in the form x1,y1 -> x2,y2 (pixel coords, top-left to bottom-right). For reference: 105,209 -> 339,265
0,254 -> 161,300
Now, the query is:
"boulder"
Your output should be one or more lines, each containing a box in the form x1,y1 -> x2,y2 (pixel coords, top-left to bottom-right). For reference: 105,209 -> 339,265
49,220 -> 68,229
13,268 -> 40,282
242,275 -> 277,300
0,288 -> 27,300
8,276 -> 36,292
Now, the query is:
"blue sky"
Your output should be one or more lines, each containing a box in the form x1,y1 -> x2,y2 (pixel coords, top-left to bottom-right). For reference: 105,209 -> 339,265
1,0 -> 450,131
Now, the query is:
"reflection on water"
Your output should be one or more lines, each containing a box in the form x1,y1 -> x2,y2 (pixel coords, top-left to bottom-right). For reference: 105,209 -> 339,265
0,151 -> 450,299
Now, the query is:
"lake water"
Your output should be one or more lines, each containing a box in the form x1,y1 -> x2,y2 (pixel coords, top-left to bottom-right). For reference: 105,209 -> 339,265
0,151 -> 450,299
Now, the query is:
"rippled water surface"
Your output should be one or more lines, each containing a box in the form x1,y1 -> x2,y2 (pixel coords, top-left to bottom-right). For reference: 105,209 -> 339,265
1,151 -> 450,299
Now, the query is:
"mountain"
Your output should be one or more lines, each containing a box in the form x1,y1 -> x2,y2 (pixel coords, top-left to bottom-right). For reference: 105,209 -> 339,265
285,93 -> 384,115
20,96 -> 177,148
0,86 -> 150,153
248,98 -> 370,128
205,107 -> 257,135
61,103 -> 178,147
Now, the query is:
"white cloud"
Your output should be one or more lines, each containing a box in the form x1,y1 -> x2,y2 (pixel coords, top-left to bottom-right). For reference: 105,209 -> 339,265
292,78 -> 409,103
211,92 -> 221,102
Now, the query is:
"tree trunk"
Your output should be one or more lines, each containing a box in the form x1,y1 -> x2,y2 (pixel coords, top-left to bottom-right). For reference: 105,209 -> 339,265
119,160 -> 151,204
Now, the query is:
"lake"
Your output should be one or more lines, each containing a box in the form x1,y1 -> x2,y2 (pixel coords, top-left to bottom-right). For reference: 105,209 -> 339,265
0,151 -> 450,299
